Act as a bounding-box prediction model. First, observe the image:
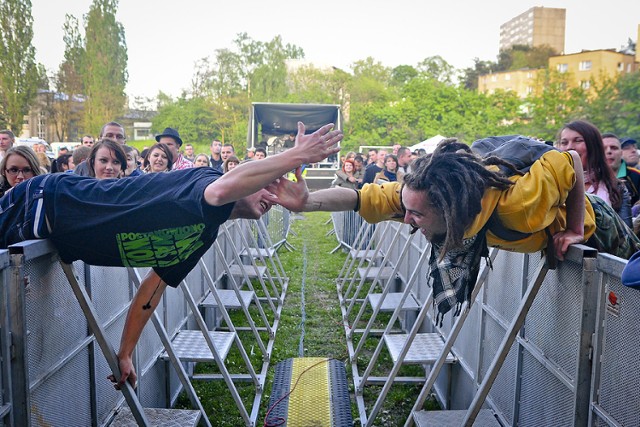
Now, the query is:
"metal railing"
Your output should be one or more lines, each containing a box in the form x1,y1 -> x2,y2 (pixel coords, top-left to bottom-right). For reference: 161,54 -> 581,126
0,208 -> 290,426
330,210 -> 639,427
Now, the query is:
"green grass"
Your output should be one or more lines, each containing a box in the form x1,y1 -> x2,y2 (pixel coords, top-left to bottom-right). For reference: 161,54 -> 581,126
176,212 -> 439,426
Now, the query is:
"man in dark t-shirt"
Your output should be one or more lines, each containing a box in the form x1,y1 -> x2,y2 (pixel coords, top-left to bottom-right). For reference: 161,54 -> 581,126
0,121 -> 343,389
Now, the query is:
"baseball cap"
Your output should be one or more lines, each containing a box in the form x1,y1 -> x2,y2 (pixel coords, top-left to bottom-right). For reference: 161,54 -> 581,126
621,137 -> 638,148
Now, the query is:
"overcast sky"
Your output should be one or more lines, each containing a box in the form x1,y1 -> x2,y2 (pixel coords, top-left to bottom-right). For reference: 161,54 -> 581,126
31,0 -> 640,101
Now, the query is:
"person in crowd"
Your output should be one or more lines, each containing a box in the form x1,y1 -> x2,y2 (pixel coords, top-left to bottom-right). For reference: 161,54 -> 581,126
51,154 -> 75,173
557,120 -> 631,227
33,143 -> 47,154
363,148 -> 387,185
254,147 -> 267,160
273,139 -> 640,321
396,146 -> 413,173
366,148 -> 378,166
621,138 -> 639,168
58,147 -> 70,155
223,155 -> 240,173
0,129 -> 15,161
374,153 -> 404,184
0,145 -> 44,197
82,135 -> 95,147
88,139 -> 127,180
36,152 -> 52,173
72,145 -> 91,172
392,144 -> 401,155
209,139 -> 223,170
76,122 -> 127,176
331,159 -> 360,189
123,146 -> 142,177
602,133 -> 640,206
155,127 -> 192,170
143,143 -> 173,174
245,147 -> 256,160
221,144 -> 235,162
193,153 -> 211,168
183,144 -> 195,162
0,121 -> 342,390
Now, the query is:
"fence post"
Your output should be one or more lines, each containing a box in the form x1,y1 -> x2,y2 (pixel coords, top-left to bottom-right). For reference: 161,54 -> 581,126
7,252 -> 30,426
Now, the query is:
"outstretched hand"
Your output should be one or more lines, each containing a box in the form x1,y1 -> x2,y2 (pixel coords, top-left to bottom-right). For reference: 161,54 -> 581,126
265,167 -> 309,212
295,122 -> 342,164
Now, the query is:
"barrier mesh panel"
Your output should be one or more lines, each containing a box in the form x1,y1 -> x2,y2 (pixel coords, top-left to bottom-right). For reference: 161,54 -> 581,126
485,250 -> 523,323
95,350 -> 124,424
139,361 -> 169,407
518,351 -> 574,426
525,263 -> 582,379
453,298 -> 481,375
25,258 -> 88,382
596,275 -> 640,427
30,348 -> 92,426
482,314 -> 518,424
91,266 -> 131,321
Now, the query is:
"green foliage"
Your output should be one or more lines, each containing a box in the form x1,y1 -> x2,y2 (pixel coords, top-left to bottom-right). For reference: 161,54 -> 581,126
81,0 -> 128,136
498,44 -> 558,71
615,72 -> 640,137
525,69 -> 586,139
0,0 -> 43,130
46,14 -> 84,141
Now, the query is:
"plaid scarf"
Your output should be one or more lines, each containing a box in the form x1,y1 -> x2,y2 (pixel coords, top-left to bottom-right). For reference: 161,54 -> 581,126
429,228 -> 489,326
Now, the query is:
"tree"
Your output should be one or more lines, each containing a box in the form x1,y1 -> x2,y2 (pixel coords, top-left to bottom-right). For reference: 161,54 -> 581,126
416,55 -> 456,85
615,72 -> 640,137
0,0 -> 43,131
525,69 -> 586,138
47,14 -> 85,141
81,0 -> 127,135
460,58 -> 496,90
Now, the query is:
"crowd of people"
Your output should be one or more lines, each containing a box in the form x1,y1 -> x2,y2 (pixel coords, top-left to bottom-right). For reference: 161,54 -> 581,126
1,118 -> 640,388
0,123 -> 270,197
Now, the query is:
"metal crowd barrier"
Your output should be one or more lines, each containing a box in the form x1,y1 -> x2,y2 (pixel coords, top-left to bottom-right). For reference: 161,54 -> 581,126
0,210 -> 289,426
330,210 -> 640,427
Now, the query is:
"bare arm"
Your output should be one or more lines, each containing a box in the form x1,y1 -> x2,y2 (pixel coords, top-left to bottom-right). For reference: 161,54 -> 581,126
553,150 -> 586,260
304,187 -> 359,212
109,269 -> 167,389
204,122 -> 342,206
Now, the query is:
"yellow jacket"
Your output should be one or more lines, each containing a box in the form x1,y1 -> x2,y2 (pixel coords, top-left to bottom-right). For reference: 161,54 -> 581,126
357,150 -> 596,253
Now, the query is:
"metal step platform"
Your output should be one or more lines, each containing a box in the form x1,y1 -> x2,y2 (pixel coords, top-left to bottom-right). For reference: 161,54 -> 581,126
200,289 -> 255,310
265,358 -> 353,427
368,292 -> 420,311
384,333 -> 456,364
357,266 -> 395,281
349,248 -> 384,260
160,330 -> 235,362
228,264 -> 267,279
413,409 -> 501,426
111,408 -> 201,426
241,247 -> 277,259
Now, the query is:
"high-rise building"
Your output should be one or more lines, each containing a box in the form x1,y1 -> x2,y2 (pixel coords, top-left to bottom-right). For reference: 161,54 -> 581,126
500,7 -> 566,54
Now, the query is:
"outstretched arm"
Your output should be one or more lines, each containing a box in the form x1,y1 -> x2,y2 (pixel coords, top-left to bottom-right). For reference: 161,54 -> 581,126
204,122 -> 342,207
553,150 -> 586,260
108,269 -> 167,389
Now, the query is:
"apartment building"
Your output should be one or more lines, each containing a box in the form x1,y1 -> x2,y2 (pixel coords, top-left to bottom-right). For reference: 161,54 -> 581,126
549,49 -> 637,90
500,7 -> 566,54
477,69 -> 540,98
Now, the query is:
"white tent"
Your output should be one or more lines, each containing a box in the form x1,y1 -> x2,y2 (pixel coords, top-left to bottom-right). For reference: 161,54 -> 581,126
409,134 -> 446,153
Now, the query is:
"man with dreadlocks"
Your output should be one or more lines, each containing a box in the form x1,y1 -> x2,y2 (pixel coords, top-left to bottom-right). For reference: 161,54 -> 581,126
274,138 -> 640,319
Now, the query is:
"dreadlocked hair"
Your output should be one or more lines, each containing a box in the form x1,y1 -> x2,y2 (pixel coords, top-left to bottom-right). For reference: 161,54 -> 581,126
404,138 -> 515,259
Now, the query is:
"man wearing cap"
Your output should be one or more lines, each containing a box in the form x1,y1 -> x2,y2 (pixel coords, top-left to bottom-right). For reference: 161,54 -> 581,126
603,133 -> 640,206
156,127 -> 193,170
621,137 -> 639,168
